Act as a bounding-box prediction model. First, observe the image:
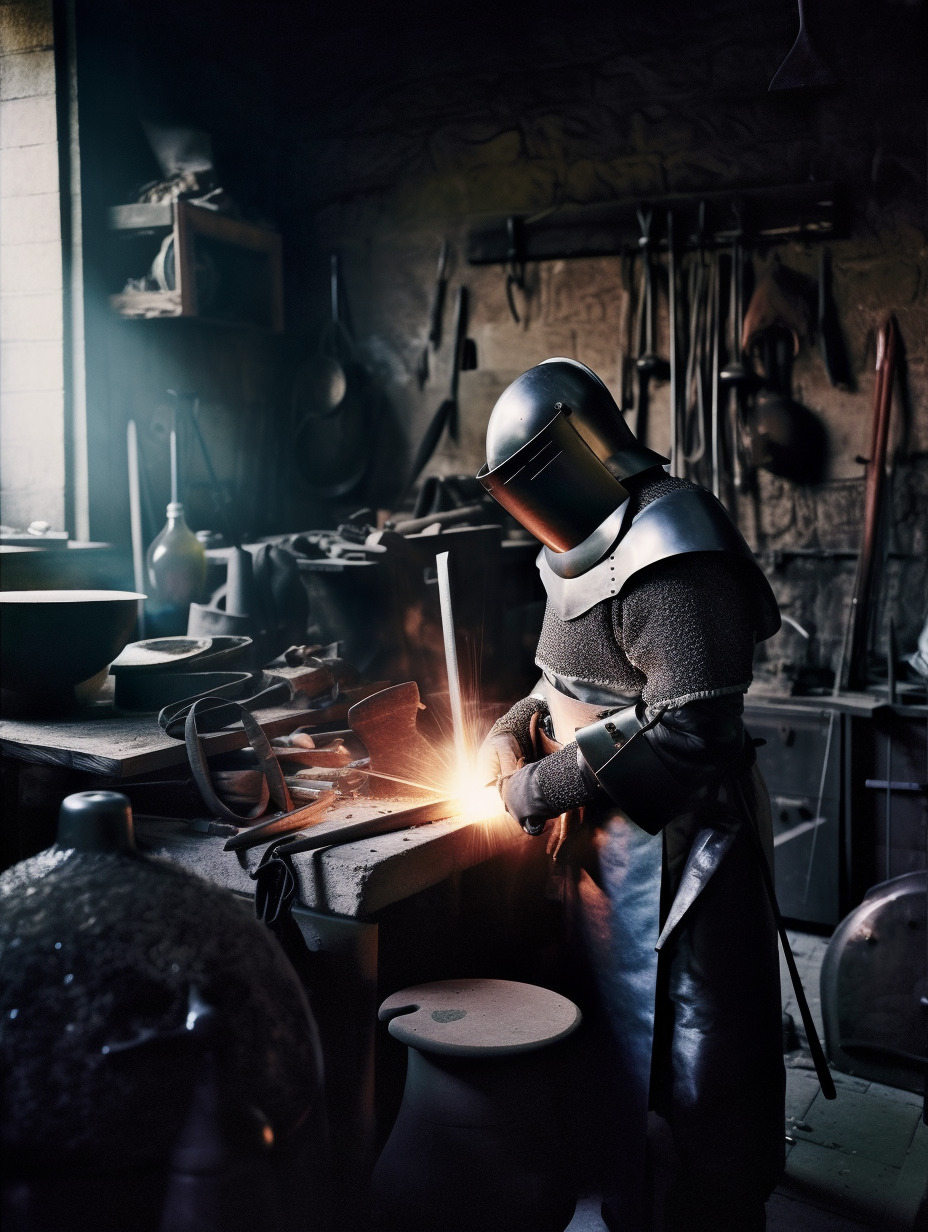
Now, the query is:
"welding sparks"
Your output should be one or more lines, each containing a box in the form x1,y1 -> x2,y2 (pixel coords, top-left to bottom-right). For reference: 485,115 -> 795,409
451,775 -> 506,823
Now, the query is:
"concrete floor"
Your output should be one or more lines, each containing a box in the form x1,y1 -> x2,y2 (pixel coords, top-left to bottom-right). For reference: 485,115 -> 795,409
565,930 -> 928,1232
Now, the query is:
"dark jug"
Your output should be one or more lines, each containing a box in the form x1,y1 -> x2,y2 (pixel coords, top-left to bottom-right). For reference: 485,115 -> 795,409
0,791 -> 329,1232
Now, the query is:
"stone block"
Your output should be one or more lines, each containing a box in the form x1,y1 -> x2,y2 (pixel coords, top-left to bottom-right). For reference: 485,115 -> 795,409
766,1191 -> 873,1232
0,385 -> 65,528
789,1085 -> 922,1169
0,2 -> 53,54
0,238 -> 61,292
0,94 -> 57,147
780,1139 -> 899,1225
0,414 -> 64,481
0,48 -> 55,100
0,384 -> 63,431
0,188 -> 59,243
887,1119 -> 928,1229
784,1068 -> 823,1129
0,479 -> 64,530
0,140 -> 59,196
0,290 -> 62,339
429,125 -> 523,176
0,337 -> 62,391
0,387 -> 63,517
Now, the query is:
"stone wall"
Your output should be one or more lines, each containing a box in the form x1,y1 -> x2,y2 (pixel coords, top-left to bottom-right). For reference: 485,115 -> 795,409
271,0 -> 928,684
0,0 -> 66,532
20,0 -> 924,684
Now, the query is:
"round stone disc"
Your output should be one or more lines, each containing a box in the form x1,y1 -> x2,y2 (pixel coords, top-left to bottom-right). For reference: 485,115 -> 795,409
379,978 -> 581,1057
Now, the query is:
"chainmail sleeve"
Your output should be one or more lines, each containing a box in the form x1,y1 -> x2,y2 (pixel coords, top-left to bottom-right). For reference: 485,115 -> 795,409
617,552 -> 757,709
487,694 -> 549,761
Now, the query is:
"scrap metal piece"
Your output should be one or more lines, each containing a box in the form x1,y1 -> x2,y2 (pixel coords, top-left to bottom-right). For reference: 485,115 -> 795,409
275,797 -> 457,857
223,791 -> 338,852
348,682 -> 443,797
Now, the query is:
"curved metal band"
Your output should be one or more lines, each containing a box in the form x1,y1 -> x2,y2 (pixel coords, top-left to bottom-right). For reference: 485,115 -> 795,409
538,486 -> 781,641
574,704 -> 690,835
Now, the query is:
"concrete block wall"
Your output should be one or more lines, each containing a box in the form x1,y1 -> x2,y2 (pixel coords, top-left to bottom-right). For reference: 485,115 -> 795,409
0,0 -> 66,532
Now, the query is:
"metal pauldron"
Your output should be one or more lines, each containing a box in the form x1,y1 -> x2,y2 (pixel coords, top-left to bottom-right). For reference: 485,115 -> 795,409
574,703 -> 691,835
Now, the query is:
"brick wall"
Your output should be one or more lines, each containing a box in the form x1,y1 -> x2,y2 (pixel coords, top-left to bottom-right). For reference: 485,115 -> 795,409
0,0 -> 66,532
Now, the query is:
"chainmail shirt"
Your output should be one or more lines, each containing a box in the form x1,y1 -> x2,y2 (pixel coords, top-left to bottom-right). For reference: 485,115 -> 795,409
534,470 -> 758,708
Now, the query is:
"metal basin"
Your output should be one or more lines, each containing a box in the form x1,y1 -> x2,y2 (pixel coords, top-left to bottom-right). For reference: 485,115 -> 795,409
0,589 -> 144,712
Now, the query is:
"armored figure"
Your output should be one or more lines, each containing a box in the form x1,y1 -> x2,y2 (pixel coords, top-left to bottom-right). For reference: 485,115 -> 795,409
477,359 -> 785,1232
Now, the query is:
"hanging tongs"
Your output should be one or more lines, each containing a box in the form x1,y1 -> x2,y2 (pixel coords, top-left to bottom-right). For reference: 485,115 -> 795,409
417,240 -> 450,389
633,208 -> 669,447
504,215 -> 526,324
681,203 -> 709,468
719,203 -> 753,494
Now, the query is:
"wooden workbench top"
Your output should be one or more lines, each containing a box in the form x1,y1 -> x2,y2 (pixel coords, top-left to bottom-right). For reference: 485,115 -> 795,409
0,680 -> 351,779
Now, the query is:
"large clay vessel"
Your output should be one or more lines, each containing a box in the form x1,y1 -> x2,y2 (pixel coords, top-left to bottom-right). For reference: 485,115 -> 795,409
0,791 -> 328,1232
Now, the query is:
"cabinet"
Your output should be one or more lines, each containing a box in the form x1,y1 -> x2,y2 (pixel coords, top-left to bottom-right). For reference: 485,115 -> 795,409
746,702 -> 842,927
745,697 -> 927,928
107,199 -> 283,331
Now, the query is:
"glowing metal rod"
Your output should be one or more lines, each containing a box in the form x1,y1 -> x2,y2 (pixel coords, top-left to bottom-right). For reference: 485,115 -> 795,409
436,550 -> 469,774
354,767 -> 442,793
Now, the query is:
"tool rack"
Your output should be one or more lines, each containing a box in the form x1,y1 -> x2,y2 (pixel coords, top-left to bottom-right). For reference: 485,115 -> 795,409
466,182 -> 836,264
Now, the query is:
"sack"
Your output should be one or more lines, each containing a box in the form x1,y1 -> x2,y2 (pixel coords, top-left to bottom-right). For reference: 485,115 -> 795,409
189,543 -> 308,665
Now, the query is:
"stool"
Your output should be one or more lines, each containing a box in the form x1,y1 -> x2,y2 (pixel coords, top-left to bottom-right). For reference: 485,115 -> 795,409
371,978 -> 582,1232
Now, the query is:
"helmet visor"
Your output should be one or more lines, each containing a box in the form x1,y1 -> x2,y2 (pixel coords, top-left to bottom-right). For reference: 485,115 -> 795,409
478,411 -> 627,552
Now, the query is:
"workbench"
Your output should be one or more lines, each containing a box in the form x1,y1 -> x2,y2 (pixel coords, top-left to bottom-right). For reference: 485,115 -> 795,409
0,688 -> 538,1231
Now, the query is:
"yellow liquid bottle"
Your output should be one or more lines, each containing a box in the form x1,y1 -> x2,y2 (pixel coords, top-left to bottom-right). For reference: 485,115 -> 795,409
146,502 -> 207,610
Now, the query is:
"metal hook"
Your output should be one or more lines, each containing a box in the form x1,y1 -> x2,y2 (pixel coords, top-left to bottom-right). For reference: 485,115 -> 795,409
505,215 -> 526,324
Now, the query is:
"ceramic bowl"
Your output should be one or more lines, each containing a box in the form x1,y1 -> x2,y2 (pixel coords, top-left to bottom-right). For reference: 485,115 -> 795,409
0,589 -> 144,713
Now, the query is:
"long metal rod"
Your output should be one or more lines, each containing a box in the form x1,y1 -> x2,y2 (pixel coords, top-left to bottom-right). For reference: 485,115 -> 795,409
126,420 -> 146,637
847,317 -> 897,689
710,254 -> 721,499
667,210 -> 678,476
436,550 -> 469,773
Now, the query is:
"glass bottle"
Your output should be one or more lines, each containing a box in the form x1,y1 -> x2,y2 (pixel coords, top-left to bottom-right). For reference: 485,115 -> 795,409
146,501 -> 207,610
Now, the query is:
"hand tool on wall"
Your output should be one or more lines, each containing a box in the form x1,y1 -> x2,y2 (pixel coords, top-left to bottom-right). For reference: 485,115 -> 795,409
846,317 -> 899,690
768,0 -> 837,91
818,247 -> 853,390
634,209 -> 670,449
709,250 -> 722,501
666,210 -> 680,476
417,241 -> 450,388
405,285 -> 471,491
740,259 -> 827,486
719,225 -> 752,498
619,248 -> 640,416
290,253 -> 370,500
681,234 -> 710,476
504,215 -> 526,324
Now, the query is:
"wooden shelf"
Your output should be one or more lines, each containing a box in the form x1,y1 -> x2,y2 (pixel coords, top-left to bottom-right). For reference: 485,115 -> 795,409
107,199 -> 284,331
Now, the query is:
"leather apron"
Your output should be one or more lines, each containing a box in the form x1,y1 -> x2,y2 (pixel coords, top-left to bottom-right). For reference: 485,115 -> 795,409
543,678 -> 662,1231
541,676 -> 784,1231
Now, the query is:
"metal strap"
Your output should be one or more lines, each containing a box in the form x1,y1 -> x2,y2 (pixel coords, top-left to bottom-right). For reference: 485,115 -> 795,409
184,697 -> 292,823
734,778 -> 837,1100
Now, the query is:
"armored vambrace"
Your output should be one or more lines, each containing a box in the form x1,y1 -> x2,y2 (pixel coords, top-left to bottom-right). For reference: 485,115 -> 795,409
502,695 -> 747,836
